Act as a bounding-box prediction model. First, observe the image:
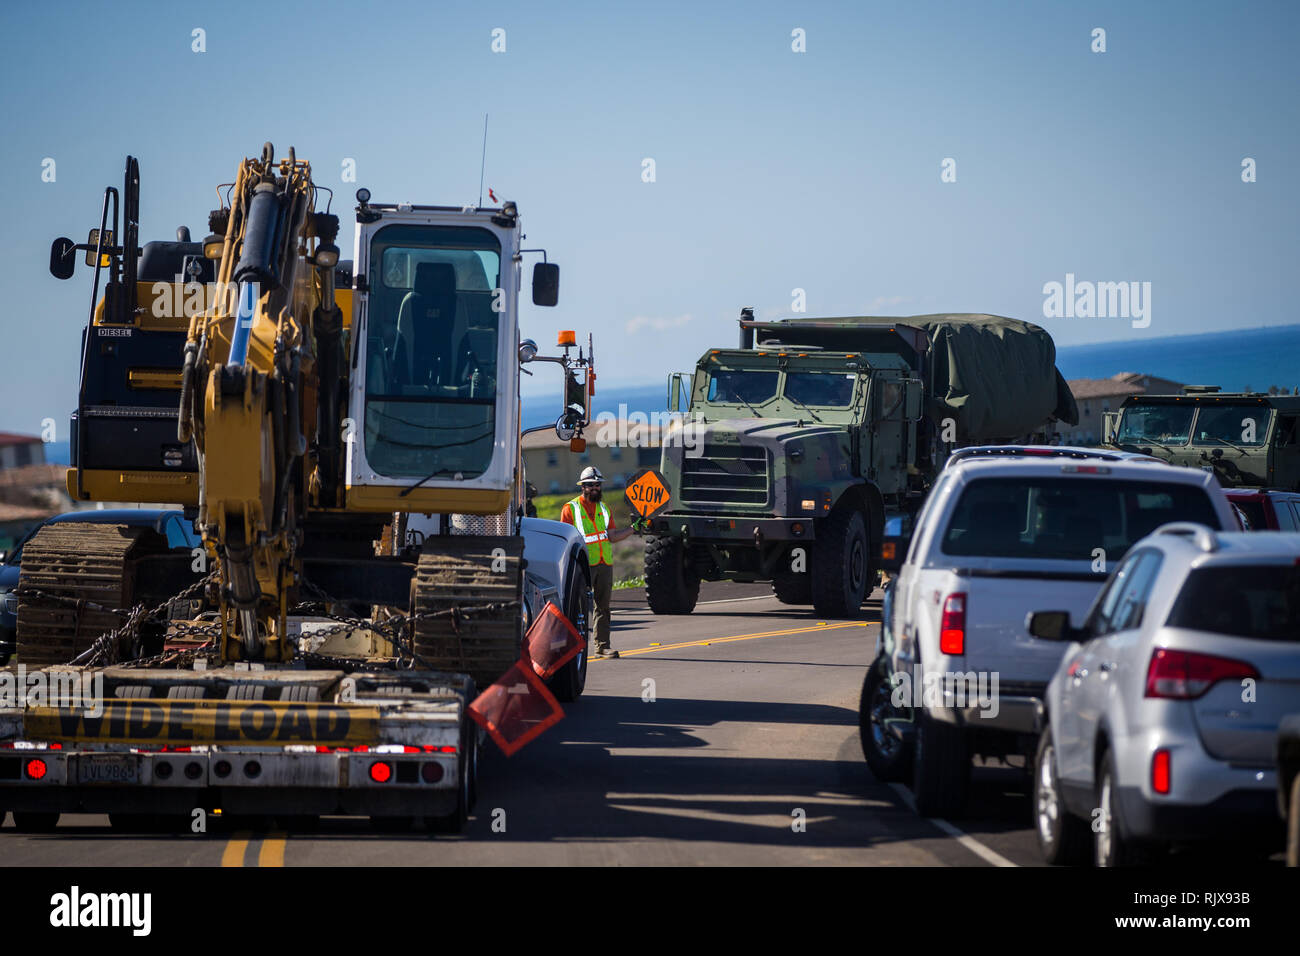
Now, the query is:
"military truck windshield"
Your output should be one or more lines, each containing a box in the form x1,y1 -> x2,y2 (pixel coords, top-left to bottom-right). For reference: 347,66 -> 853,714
1115,405 -> 1194,445
707,370 -> 778,405
1192,404 -> 1271,447
784,372 -> 856,408
941,477 -> 1220,563
363,224 -> 502,478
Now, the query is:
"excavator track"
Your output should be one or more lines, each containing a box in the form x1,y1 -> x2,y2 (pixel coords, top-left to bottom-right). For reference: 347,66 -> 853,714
410,535 -> 524,691
16,523 -> 148,666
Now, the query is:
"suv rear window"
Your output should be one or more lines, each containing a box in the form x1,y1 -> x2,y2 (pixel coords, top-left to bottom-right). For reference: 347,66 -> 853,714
941,477 -> 1220,562
1166,565 -> 1300,641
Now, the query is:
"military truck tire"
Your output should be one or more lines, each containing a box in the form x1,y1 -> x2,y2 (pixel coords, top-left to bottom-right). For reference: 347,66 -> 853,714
811,506 -> 870,617
771,565 -> 813,605
644,536 -> 700,614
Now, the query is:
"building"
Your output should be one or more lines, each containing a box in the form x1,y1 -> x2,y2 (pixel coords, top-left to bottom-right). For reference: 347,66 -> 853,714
0,433 -> 46,470
522,420 -> 664,494
1059,372 -> 1185,444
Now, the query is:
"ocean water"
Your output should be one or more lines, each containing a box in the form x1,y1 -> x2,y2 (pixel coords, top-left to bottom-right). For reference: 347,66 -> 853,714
1054,324 -> 1300,394
523,323 -> 1300,429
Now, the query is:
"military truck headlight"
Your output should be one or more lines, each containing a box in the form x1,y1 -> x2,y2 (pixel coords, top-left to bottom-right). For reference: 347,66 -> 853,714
801,499 -> 816,511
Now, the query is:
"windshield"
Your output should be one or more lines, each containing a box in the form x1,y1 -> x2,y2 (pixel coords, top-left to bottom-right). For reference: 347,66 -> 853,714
941,477 -> 1221,562
1167,565 -> 1300,641
784,372 -> 856,408
363,224 -> 501,479
1115,405 -> 1194,445
1191,404 -> 1271,447
706,370 -> 778,405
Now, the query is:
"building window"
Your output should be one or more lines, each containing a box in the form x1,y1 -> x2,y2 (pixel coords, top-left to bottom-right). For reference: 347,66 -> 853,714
549,480 -> 561,493
546,450 -> 558,467
609,446 -> 622,460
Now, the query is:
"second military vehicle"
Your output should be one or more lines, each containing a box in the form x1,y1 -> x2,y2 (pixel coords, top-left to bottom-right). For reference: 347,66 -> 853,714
643,311 -> 1078,616
1103,387 -> 1300,491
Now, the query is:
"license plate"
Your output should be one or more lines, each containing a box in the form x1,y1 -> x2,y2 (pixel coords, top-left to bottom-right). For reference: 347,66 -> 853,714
77,754 -> 139,785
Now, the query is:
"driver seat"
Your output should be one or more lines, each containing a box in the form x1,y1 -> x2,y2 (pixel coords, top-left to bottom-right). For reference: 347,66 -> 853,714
395,262 -> 458,385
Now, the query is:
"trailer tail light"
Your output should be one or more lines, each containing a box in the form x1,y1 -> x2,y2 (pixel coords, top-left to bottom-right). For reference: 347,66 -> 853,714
369,761 -> 393,783
939,593 -> 966,655
1151,749 -> 1171,795
421,762 -> 444,784
25,758 -> 47,780
421,745 -> 457,754
1144,648 -> 1258,699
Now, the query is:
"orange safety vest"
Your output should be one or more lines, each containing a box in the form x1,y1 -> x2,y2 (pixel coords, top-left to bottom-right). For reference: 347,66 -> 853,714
568,497 -> 613,566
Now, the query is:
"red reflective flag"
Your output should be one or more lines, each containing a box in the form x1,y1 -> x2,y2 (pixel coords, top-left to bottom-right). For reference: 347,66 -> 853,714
525,602 -> 584,679
467,659 -> 564,757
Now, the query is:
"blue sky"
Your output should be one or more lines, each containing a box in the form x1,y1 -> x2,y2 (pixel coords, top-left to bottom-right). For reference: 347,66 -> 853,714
0,0 -> 1296,433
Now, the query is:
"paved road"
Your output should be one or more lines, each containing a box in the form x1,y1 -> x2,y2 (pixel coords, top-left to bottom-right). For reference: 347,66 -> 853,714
0,585 -> 1044,866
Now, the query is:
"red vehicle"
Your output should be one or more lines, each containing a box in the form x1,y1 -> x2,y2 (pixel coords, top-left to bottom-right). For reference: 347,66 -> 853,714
1225,489 -> 1300,531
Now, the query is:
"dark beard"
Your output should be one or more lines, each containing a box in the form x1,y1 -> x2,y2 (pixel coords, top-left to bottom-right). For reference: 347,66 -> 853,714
585,490 -> 602,504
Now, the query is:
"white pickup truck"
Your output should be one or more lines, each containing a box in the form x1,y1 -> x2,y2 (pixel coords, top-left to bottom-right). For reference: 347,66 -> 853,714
860,447 -> 1238,817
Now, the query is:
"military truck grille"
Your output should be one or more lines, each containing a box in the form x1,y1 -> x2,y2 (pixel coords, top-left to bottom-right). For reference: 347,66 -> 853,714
679,445 -> 770,506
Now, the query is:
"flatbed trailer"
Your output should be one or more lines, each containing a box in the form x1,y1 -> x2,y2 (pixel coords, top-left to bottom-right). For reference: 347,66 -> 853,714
0,664 -> 478,829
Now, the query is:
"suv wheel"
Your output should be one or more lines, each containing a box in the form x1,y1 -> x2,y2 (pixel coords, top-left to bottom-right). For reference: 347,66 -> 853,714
911,712 -> 969,817
1094,749 -> 1149,867
1034,727 -> 1089,865
859,657 -> 912,782
548,554 -> 591,702
644,536 -> 700,614
811,507 -> 870,617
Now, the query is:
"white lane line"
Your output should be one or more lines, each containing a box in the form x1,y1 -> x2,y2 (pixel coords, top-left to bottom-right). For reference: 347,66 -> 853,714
887,783 -> 1019,868
612,594 -> 775,614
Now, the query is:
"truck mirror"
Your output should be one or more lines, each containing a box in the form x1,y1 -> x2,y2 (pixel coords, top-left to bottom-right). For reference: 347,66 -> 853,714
1026,610 -> 1074,641
667,372 -> 686,412
1102,411 -> 1120,444
532,262 -> 559,307
903,379 -> 924,421
49,237 -> 76,280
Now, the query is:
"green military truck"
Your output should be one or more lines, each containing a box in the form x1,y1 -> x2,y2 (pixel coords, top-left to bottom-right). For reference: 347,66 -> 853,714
1102,387 -> 1300,490
642,311 -> 1078,616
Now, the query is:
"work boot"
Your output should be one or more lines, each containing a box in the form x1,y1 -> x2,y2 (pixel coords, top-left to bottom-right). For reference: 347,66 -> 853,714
592,645 -> 619,659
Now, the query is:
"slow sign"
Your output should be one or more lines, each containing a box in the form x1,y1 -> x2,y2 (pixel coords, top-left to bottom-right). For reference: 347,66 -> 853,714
624,468 -> 672,519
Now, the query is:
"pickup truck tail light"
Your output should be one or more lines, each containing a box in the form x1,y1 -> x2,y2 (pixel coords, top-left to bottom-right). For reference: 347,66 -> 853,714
1144,648 -> 1258,699
940,593 -> 966,655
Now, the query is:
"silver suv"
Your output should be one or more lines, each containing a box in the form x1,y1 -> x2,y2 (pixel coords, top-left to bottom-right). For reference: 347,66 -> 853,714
1028,526 -> 1300,865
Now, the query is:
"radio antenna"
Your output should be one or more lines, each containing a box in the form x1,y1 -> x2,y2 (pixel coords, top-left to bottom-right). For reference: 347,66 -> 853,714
478,114 -> 489,207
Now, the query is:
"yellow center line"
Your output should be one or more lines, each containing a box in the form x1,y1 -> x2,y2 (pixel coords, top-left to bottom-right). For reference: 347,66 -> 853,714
220,831 -> 251,867
592,620 -> 870,661
258,831 -> 287,867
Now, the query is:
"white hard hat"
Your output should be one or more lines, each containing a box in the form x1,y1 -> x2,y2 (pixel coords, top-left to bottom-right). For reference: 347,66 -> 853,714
577,466 -> 605,485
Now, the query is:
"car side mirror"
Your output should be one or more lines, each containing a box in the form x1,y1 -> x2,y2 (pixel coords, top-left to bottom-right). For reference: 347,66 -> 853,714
1027,610 -> 1075,641
532,262 -> 559,307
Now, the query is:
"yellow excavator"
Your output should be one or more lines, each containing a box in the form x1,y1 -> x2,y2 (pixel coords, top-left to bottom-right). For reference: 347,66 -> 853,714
0,145 -> 595,831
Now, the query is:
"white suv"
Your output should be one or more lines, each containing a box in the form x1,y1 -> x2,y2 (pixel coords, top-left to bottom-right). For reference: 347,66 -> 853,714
861,451 -> 1237,818
1029,527 -> 1300,866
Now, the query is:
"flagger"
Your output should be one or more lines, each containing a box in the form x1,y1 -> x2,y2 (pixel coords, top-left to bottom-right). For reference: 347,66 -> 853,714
559,466 -> 647,659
